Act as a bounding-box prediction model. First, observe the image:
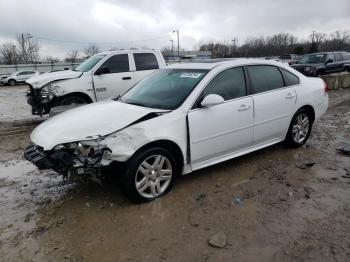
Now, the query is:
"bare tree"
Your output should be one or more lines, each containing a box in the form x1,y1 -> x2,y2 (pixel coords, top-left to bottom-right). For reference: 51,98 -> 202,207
84,44 -> 100,57
65,50 -> 80,63
16,34 -> 39,63
0,43 -> 19,64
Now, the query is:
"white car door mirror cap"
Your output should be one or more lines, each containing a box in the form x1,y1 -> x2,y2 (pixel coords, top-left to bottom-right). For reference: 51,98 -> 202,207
201,94 -> 225,108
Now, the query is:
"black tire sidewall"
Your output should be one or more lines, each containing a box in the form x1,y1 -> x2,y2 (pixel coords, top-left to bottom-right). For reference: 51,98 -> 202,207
121,147 -> 177,203
59,96 -> 88,106
8,79 -> 16,86
285,109 -> 313,147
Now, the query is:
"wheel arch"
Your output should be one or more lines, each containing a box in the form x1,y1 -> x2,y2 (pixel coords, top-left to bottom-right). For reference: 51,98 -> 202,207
53,92 -> 93,105
132,139 -> 185,174
297,105 -> 315,123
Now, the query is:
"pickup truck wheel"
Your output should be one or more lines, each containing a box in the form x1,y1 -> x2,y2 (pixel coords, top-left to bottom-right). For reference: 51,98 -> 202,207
8,79 -> 16,86
285,109 -> 313,148
121,147 -> 177,203
59,95 -> 89,106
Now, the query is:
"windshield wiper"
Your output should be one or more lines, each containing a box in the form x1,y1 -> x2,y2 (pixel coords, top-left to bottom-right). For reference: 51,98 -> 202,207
112,95 -> 121,101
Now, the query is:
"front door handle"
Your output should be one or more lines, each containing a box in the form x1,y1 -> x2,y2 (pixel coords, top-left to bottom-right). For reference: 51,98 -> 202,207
122,77 -> 132,80
285,93 -> 295,99
237,104 -> 251,111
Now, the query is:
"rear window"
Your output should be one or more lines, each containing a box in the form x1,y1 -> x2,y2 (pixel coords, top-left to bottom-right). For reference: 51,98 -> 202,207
247,65 -> 284,94
133,53 -> 159,71
281,68 -> 299,86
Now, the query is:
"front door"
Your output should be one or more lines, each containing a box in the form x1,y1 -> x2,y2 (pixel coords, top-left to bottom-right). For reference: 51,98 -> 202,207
188,67 -> 254,165
93,54 -> 135,101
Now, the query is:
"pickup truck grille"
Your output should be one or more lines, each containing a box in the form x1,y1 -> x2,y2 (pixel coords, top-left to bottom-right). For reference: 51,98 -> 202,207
292,66 -> 306,73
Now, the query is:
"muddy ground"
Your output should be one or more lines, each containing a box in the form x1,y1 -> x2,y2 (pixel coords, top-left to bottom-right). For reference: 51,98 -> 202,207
0,86 -> 349,262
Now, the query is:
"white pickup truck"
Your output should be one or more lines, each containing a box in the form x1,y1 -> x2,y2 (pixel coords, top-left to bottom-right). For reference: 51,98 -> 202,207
26,50 -> 166,115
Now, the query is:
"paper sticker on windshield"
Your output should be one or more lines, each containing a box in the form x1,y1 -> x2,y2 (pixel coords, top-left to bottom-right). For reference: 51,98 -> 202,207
180,72 -> 203,79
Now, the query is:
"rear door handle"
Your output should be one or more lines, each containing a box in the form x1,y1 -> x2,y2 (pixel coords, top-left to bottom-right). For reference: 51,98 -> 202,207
285,93 -> 295,99
122,77 -> 132,80
238,104 -> 251,111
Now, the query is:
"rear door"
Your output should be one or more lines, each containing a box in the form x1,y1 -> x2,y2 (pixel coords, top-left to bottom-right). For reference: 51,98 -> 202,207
93,54 -> 134,100
188,67 -> 254,165
132,53 -> 160,83
247,65 -> 298,145
325,54 -> 337,73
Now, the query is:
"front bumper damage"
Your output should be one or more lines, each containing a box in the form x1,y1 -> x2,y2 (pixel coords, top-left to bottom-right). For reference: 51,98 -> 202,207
26,85 -> 52,116
24,143 -> 112,181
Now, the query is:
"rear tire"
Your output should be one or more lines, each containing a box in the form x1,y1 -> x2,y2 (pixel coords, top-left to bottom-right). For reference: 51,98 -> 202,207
58,95 -> 89,106
285,108 -> 313,148
120,147 -> 177,203
8,79 -> 16,86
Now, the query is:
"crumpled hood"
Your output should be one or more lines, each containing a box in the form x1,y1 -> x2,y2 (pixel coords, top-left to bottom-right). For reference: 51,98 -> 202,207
26,70 -> 83,89
31,100 -> 167,150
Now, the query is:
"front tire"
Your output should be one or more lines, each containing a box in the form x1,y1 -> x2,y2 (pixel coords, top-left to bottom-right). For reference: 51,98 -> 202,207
285,109 -> 313,147
121,147 -> 177,203
8,79 -> 16,86
58,95 -> 89,106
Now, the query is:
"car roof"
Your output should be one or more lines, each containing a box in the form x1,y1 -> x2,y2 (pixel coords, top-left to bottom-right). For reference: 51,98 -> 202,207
97,49 -> 159,56
167,58 -> 286,70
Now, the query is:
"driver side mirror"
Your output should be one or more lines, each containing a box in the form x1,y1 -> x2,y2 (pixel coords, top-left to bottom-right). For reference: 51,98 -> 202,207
325,59 -> 333,64
200,94 -> 225,108
95,67 -> 110,75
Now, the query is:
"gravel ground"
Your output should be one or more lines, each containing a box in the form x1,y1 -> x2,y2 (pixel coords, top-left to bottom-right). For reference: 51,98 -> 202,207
0,87 -> 349,262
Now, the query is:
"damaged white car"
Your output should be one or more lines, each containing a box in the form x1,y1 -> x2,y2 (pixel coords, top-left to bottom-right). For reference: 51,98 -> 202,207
24,59 -> 328,202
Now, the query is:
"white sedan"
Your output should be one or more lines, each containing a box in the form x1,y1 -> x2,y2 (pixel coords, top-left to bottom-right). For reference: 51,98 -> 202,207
24,59 -> 328,203
1,70 -> 39,86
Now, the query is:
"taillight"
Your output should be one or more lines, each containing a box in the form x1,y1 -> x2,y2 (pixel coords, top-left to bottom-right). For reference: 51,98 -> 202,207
323,79 -> 328,94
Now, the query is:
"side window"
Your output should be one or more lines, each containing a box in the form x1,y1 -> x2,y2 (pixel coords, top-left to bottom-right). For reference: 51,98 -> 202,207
343,53 -> 350,60
247,65 -> 284,94
202,67 -> 246,101
133,53 -> 159,71
281,68 -> 299,86
100,54 -> 129,73
334,53 -> 342,62
327,54 -> 335,62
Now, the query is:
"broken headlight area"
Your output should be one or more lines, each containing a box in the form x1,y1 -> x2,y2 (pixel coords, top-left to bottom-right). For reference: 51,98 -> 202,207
24,142 -> 112,181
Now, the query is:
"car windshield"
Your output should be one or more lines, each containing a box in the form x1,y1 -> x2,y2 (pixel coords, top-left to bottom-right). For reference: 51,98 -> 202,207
73,54 -> 106,72
120,68 -> 208,110
297,54 -> 326,64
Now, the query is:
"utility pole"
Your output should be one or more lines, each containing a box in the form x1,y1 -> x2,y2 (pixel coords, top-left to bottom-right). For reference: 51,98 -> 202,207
173,29 -> 180,60
170,39 -> 174,58
312,30 -> 316,44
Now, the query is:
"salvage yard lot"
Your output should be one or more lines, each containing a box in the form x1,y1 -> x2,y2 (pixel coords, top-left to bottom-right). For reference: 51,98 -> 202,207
0,86 -> 350,261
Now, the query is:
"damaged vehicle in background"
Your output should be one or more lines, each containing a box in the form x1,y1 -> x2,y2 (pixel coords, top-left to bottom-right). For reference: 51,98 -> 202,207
26,50 -> 166,115
24,59 -> 328,203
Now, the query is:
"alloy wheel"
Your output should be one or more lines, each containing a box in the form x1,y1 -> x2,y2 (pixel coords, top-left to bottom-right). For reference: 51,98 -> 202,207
292,113 -> 310,144
135,154 -> 173,199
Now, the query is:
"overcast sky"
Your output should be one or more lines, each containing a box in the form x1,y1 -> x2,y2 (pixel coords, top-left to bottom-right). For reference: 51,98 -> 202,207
0,0 -> 349,59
